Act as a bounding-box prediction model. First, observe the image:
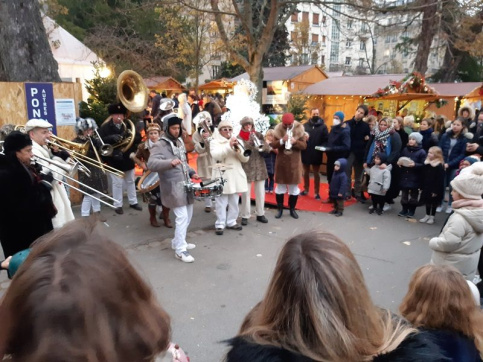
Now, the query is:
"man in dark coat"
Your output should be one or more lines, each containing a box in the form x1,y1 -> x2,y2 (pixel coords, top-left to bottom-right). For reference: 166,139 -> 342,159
149,90 -> 162,120
0,132 -> 54,258
301,108 -> 328,200
466,111 -> 483,157
345,104 -> 370,201
98,103 -> 142,214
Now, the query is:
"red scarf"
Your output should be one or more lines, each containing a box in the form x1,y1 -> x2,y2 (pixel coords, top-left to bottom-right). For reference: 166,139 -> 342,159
239,129 -> 254,141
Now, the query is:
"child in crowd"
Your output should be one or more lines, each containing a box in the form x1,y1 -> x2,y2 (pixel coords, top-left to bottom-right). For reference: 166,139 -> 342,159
456,156 -> 480,177
329,158 -> 349,217
400,264 -> 483,361
419,146 -> 445,224
429,162 -> 483,281
366,152 -> 391,215
264,129 -> 277,193
397,132 -> 427,218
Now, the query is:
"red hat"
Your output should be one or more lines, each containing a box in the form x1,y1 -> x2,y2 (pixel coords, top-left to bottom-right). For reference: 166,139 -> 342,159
282,113 -> 294,125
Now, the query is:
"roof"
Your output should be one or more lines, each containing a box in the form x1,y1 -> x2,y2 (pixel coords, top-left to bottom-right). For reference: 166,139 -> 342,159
144,76 -> 185,90
303,74 -> 404,96
230,65 -> 327,82
199,78 -> 234,90
430,82 -> 482,97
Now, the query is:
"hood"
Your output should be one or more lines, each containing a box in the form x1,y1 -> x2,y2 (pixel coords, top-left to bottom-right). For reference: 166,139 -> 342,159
335,157 -> 347,172
453,206 -> 483,233
458,105 -> 475,119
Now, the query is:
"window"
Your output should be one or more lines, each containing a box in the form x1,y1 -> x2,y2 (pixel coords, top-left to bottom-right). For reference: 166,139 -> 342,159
291,12 -> 298,22
361,22 -> 368,32
392,34 -> 397,42
385,35 -> 391,43
301,53 -> 309,64
331,20 -> 340,41
312,34 -> 319,44
330,43 -> 339,62
346,39 -> 352,47
345,57 -> 351,65
359,58 -> 364,67
322,35 -> 326,43
321,55 -> 325,64
313,13 -> 319,25
322,15 -> 327,25
359,41 -> 365,50
311,52 -> 318,64
347,19 -> 353,29
302,12 -> 309,22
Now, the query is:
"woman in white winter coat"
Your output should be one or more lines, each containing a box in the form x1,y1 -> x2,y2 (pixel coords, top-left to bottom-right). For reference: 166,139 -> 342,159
177,93 -> 192,136
429,162 -> 483,281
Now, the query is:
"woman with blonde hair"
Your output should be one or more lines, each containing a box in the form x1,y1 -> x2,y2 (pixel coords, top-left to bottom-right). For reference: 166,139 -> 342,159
400,264 -> 483,361
225,231 -> 446,362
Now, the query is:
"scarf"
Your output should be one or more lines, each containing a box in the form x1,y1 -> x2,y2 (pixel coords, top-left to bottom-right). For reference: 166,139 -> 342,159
424,158 -> 442,167
239,129 -> 254,141
371,126 -> 394,161
452,198 -> 483,209
419,128 -> 434,150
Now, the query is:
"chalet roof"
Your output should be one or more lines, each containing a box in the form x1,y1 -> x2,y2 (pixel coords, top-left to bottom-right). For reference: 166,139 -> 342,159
144,76 -> 185,91
430,82 -> 482,97
230,65 -> 327,82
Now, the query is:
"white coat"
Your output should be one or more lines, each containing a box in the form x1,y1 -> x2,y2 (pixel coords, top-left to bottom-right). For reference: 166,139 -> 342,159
429,199 -> 483,281
32,141 -> 75,229
210,130 -> 249,195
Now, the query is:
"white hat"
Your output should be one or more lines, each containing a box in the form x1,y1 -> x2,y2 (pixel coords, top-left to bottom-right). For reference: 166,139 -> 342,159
25,119 -> 53,132
159,99 -> 175,111
451,162 -> 483,200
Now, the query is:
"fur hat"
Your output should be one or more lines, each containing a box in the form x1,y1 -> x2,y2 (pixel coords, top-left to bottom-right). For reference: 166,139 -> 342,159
282,113 -> 295,125
161,113 -> 182,133
240,116 -> 254,126
24,119 -> 53,132
3,131 -> 32,154
409,132 -> 423,145
75,117 -> 97,135
107,103 -> 127,115
159,99 -> 175,111
450,162 -> 483,200
146,121 -> 161,133
334,111 -> 345,122
217,119 -> 233,130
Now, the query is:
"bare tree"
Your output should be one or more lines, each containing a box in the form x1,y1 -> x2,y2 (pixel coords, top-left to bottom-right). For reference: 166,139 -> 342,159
0,0 -> 60,82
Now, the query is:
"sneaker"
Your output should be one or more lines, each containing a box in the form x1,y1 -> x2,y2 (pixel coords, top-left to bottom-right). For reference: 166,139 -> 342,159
314,194 -> 321,200
398,210 -> 408,217
241,218 -> 248,226
406,212 -> 415,219
368,205 -> 374,210
335,212 -> 343,217
426,216 -> 435,224
300,190 -> 308,196
115,207 -> 124,215
382,204 -> 391,212
129,204 -> 142,211
172,243 -> 196,250
256,215 -> 268,223
419,215 -> 430,223
227,223 -> 242,230
445,206 -> 453,214
175,251 -> 194,263
436,205 -> 444,213
215,228 -> 224,235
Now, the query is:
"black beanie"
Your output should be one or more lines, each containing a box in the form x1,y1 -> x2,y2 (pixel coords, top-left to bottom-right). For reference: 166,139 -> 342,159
376,152 -> 387,164
107,103 -> 127,115
3,131 -> 32,154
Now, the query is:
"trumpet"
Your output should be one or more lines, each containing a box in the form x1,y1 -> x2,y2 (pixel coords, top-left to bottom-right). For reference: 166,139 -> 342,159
233,137 -> 252,157
284,125 -> 293,155
199,120 -> 214,141
93,129 -> 114,157
250,133 -> 264,152
32,155 -> 117,209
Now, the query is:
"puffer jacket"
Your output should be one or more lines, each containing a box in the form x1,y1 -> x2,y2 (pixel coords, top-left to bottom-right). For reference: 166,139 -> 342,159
398,145 -> 426,189
429,199 -> 483,281
439,131 -> 468,169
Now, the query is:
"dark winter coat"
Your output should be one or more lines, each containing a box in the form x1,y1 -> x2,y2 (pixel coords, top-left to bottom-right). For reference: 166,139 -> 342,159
397,129 -> 409,152
0,154 -> 54,257
420,128 -> 439,152
329,158 -> 349,199
365,131 -> 402,165
264,150 -> 277,175
273,122 -> 307,185
301,117 -> 328,165
468,123 -> 483,156
420,160 -> 445,204
439,131 -> 468,169
422,328 -> 482,362
98,119 -> 142,171
398,145 -> 427,189
225,332 -> 448,362
72,135 -> 108,194
240,132 -> 269,182
327,123 -> 351,160
345,117 -> 371,161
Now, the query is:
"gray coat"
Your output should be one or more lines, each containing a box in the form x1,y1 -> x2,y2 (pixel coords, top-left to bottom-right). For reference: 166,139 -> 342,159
365,164 -> 392,196
240,132 -> 270,182
147,137 -> 195,209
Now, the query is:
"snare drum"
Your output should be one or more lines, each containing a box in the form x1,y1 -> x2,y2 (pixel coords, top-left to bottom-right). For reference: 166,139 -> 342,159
137,171 -> 160,193
188,183 -> 223,200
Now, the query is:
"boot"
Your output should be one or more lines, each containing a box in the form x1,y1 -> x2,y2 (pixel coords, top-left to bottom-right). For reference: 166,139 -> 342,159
288,195 -> 299,219
162,206 -> 173,228
275,193 -> 284,219
149,205 -> 160,227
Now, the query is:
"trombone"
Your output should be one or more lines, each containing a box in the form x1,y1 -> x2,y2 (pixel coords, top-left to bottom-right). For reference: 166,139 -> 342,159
32,155 -> 117,209
48,135 -> 125,178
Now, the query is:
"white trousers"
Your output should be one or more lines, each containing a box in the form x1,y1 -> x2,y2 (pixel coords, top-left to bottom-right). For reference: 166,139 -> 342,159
172,204 -> 193,254
204,198 -> 212,208
81,193 -> 101,216
275,184 -> 300,196
215,193 -> 239,229
241,180 -> 265,218
110,169 -> 137,208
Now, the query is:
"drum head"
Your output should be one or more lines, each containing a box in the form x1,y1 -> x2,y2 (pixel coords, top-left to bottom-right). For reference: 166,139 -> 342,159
137,171 -> 160,193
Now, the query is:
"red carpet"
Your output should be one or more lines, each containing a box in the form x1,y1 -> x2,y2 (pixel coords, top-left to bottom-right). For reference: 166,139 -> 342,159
252,179 -> 357,213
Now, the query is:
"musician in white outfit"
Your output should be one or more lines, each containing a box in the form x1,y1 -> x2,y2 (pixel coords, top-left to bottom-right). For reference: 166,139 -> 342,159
25,119 -> 75,229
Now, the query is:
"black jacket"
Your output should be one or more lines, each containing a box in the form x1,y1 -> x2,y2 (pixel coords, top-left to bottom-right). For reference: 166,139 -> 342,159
345,117 -> 371,160
301,117 -> 328,165
225,332 -> 449,362
0,154 -> 54,257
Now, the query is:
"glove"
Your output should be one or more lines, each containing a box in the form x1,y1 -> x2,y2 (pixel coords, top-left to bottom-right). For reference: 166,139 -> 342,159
40,172 -> 54,184
104,134 -> 123,144
51,149 -> 70,161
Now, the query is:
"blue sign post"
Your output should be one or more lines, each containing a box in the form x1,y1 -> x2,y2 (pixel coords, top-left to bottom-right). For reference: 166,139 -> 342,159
25,83 -> 57,134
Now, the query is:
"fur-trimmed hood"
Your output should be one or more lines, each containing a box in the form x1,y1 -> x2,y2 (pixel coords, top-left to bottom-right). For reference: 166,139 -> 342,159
458,105 -> 475,120
273,121 -> 305,140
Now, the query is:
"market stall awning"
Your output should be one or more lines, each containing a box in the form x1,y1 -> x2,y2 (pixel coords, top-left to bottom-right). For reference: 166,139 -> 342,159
198,78 -> 234,91
144,76 -> 186,92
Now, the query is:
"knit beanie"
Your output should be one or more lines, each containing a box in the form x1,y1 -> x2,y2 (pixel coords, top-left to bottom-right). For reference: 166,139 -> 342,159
463,156 -> 479,165
375,152 -> 387,164
409,132 -> 423,145
334,111 -> 345,122
450,162 -> 483,200
282,113 -> 295,125
3,131 -> 32,154
334,160 -> 341,167
217,119 -> 233,130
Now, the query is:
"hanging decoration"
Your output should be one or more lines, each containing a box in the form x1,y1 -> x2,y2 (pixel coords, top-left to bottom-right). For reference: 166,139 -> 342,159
372,71 -> 437,98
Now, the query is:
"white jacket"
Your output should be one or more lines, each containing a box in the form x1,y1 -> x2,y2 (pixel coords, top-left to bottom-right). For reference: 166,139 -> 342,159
429,199 -> 483,280
32,141 -> 75,229
209,130 -> 249,195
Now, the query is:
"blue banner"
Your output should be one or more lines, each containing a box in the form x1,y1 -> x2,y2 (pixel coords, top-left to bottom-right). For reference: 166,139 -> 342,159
25,83 -> 57,134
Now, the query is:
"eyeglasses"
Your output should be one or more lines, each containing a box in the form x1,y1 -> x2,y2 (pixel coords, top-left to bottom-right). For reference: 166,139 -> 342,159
220,128 -> 232,132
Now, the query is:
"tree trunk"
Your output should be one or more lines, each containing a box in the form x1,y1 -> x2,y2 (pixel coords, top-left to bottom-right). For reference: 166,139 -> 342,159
413,0 -> 439,75
248,60 -> 263,105
0,0 -> 60,82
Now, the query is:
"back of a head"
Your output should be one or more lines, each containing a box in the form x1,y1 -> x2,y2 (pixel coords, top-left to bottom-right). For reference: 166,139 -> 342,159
0,219 -> 171,362
239,231 -> 406,361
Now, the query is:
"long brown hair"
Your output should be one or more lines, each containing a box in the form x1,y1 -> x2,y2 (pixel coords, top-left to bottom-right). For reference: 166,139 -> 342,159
0,219 -> 171,362
238,231 -> 415,361
400,264 -> 483,357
